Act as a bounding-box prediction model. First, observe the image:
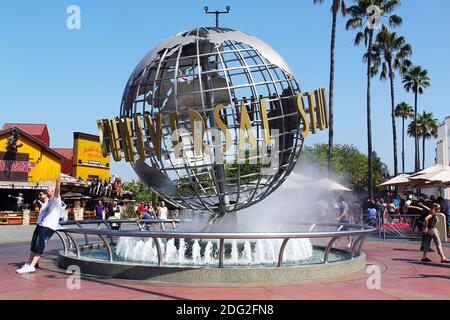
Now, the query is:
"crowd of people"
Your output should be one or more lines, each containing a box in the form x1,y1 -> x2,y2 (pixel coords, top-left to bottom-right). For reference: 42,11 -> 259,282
357,194 -> 450,264
137,201 -> 178,231
94,200 -> 121,220
89,175 -> 122,198
358,195 -> 450,230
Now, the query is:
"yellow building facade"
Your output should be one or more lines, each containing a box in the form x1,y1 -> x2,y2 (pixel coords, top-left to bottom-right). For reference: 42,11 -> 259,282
72,132 -> 110,181
0,128 -> 62,183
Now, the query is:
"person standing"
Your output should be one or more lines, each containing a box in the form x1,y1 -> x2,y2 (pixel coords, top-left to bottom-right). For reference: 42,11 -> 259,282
420,203 -> 450,263
16,176 -> 62,274
157,201 -> 168,231
404,194 -> 413,215
9,193 -> 25,211
360,198 -> 372,224
110,201 -> 121,219
365,202 -> 378,227
107,201 -> 121,230
147,205 -> 157,219
139,202 -> 146,216
337,196 -> 352,249
415,200 -> 432,252
95,200 -> 105,220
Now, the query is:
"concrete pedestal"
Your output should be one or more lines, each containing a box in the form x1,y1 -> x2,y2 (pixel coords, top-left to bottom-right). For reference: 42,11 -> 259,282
437,213 -> 448,241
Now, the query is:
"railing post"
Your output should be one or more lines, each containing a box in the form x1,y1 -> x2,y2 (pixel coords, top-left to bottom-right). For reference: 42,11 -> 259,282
350,236 -> 362,259
357,235 -> 368,255
65,233 -> 80,258
76,222 -> 90,246
55,231 -> 67,254
219,239 -> 225,268
98,235 -> 114,262
277,239 -> 290,267
153,237 -> 162,266
323,237 -> 338,264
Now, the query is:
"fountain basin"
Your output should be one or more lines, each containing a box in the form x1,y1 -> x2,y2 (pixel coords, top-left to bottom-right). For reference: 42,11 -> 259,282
58,246 -> 365,283
55,220 -> 375,283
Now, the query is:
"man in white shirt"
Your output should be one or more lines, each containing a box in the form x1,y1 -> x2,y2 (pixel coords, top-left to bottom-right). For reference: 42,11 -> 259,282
16,176 -> 62,274
157,201 -> 168,231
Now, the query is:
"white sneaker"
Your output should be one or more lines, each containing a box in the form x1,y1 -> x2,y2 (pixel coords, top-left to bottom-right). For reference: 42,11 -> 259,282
16,263 -> 36,274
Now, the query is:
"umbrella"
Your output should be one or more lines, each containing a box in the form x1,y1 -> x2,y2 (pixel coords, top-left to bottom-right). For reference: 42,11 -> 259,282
282,175 -> 351,191
409,165 -> 450,184
61,192 -> 84,199
379,174 -> 412,187
93,196 -> 116,203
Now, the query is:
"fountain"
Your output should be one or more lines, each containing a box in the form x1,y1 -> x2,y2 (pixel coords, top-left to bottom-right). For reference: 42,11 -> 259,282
114,237 -> 313,267
56,27 -> 377,283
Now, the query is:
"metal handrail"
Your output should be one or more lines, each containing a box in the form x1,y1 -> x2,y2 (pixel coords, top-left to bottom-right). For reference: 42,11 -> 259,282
61,218 -> 181,226
59,226 -> 376,240
57,221 -> 377,268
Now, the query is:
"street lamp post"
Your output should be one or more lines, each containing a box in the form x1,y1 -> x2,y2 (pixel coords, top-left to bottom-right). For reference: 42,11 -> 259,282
204,5 -> 230,28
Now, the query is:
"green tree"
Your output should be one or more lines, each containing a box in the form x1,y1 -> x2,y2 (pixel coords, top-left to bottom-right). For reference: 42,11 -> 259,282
299,144 -> 389,193
346,0 -> 402,199
402,65 -> 431,172
407,111 -> 439,170
313,0 -> 347,174
394,102 -> 414,173
121,180 -> 153,203
371,26 -> 412,177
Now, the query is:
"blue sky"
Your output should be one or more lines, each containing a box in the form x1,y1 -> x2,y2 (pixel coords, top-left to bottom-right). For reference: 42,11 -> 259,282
1,0 -> 449,181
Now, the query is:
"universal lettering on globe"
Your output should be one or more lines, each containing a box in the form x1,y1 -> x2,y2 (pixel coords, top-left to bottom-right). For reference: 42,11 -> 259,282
98,89 -> 327,161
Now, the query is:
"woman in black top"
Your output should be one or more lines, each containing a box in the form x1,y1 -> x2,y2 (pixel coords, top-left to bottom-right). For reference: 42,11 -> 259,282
421,204 -> 450,263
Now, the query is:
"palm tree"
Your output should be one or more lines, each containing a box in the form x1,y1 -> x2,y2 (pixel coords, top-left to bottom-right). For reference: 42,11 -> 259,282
346,0 -> 402,199
394,102 -> 414,173
371,26 -> 412,178
402,66 -> 431,172
408,111 -> 439,170
313,0 -> 347,175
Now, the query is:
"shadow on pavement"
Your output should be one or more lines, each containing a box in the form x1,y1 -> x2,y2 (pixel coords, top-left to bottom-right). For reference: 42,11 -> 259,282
392,258 -> 450,269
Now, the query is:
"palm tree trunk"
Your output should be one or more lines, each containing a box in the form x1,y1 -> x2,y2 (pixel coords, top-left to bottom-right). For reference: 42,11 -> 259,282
388,63 -> 398,179
367,30 -> 374,199
422,134 -> 426,170
414,89 -> 419,172
327,7 -> 338,175
402,117 -> 405,173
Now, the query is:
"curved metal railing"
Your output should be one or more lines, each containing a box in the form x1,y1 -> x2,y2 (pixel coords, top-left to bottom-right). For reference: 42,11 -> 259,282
56,220 -> 377,268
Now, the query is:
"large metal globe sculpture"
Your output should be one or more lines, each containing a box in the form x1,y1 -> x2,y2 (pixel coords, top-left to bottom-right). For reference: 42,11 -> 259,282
120,27 -> 307,215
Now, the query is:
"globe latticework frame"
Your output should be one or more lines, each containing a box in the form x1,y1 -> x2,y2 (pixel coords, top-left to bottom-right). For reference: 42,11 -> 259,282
120,27 -> 306,213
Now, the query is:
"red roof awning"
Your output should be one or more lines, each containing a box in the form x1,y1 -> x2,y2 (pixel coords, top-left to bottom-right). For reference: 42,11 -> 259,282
3,123 -> 50,146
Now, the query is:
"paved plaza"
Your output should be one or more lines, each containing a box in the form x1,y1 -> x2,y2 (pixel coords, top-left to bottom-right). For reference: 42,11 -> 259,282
0,226 -> 449,300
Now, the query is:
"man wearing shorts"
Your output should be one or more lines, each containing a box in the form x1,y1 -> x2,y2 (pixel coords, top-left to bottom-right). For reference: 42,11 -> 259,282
16,176 -> 62,274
